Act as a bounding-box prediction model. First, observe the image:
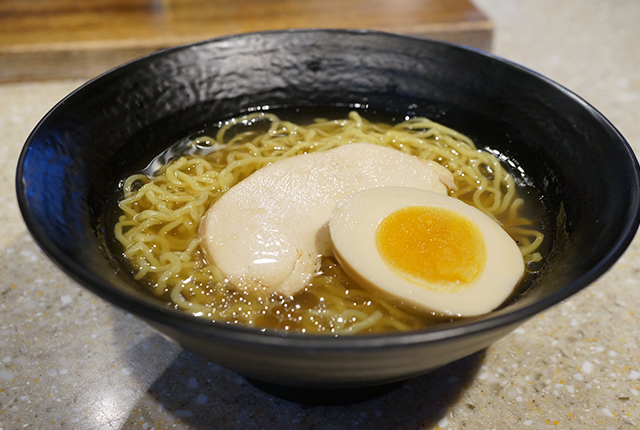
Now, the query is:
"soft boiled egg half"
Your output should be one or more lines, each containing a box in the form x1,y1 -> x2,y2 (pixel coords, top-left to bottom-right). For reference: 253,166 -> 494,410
329,186 -> 525,317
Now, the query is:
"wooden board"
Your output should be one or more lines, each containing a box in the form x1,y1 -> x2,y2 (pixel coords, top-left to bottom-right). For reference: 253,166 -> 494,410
0,0 -> 492,83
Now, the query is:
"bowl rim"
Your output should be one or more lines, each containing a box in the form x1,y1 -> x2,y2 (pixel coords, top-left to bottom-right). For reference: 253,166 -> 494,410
16,28 -> 640,350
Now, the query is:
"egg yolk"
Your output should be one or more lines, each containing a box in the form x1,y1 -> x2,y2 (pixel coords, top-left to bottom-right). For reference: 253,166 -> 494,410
376,206 -> 487,293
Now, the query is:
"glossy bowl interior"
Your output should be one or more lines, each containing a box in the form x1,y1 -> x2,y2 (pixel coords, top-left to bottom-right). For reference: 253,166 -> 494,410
16,30 -> 640,390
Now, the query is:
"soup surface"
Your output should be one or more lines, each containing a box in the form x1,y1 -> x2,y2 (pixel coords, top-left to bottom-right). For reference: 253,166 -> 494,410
111,109 -> 547,334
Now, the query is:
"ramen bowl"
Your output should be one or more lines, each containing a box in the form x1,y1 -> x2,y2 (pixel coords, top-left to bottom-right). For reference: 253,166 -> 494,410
16,30 -> 640,392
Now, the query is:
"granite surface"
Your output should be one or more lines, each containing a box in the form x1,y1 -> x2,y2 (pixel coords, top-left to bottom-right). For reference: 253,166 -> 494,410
2,0 -> 640,428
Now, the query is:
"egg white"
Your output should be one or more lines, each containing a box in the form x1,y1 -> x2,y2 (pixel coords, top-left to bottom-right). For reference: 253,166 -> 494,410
329,186 -> 525,317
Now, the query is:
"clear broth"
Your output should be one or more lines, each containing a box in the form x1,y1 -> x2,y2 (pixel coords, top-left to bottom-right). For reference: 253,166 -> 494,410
106,107 -> 551,334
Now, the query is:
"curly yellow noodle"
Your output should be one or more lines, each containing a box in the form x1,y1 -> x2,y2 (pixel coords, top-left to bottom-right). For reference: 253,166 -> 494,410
114,111 -> 545,334
335,311 -> 383,334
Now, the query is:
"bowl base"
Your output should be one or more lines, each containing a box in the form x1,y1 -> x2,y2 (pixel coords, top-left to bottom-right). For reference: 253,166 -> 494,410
247,378 -> 401,405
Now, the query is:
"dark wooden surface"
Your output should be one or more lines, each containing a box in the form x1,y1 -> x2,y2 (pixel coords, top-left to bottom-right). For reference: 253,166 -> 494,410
0,0 -> 492,82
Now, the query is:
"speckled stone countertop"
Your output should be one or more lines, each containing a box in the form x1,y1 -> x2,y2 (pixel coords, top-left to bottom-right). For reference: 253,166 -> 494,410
2,0 -> 640,429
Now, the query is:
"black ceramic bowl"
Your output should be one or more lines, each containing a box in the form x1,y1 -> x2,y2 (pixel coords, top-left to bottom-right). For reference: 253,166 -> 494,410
16,30 -> 640,391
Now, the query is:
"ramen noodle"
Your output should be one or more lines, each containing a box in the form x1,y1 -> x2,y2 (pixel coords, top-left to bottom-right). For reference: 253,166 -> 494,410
114,110 -> 544,334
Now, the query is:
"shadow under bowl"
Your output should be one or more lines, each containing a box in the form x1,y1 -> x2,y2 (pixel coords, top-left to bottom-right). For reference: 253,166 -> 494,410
16,29 -> 640,390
